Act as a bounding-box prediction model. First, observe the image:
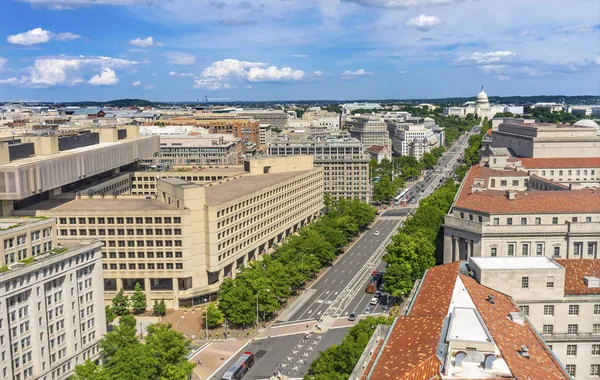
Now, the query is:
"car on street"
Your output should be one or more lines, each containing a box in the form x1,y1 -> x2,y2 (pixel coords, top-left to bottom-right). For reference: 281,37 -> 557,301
370,297 -> 379,305
364,307 -> 372,315
374,291 -> 382,298
348,312 -> 357,321
373,231 -> 380,236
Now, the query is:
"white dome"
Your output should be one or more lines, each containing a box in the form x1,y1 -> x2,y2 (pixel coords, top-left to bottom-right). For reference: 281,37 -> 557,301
476,86 -> 489,105
573,119 -> 600,129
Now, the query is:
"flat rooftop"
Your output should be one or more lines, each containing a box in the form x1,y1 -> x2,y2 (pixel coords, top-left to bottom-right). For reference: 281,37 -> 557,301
137,166 -> 245,175
204,169 -> 316,205
0,216 -> 49,230
20,197 -> 179,212
448,307 -> 491,343
470,256 -> 562,270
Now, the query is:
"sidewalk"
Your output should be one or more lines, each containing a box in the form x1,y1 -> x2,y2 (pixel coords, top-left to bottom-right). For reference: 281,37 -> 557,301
189,339 -> 249,380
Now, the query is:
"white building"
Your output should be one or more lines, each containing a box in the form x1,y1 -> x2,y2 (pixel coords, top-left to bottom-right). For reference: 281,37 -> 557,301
345,116 -> 392,150
0,217 -> 106,380
392,123 -> 439,159
443,86 -> 505,118
469,257 -> 600,380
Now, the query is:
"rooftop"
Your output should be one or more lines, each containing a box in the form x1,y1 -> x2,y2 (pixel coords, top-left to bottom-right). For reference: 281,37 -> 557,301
0,216 -> 50,230
519,157 -> 600,169
204,169 -> 316,205
470,257 -> 563,270
555,259 -> 600,295
20,197 -> 179,212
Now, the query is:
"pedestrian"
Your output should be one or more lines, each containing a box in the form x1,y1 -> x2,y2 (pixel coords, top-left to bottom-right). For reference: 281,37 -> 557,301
197,359 -> 202,366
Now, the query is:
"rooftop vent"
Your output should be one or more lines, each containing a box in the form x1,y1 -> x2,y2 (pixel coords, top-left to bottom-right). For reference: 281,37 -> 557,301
509,312 -> 525,326
518,345 -> 530,359
486,294 -> 495,304
505,190 -> 516,201
584,276 -> 600,288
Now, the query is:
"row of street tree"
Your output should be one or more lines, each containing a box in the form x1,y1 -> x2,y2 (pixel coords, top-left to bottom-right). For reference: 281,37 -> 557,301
106,284 -> 167,324
218,198 -> 376,327
72,315 -> 194,380
304,316 -> 392,380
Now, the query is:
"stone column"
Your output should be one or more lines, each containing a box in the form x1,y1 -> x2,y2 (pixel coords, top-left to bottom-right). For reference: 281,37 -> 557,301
172,278 -> 179,310
144,277 -> 152,304
116,278 -> 123,290
453,237 -> 460,262
467,240 -> 473,257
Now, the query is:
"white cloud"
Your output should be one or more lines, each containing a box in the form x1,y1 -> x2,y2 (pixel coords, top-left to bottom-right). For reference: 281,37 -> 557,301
458,51 -> 516,64
498,75 -> 510,81
595,56 -> 600,65
313,70 -> 323,76
15,0 -> 162,9
399,70 -> 407,74
169,71 -> 194,77
405,14 -> 441,31
0,77 -> 18,85
20,56 -> 138,88
7,28 -> 51,45
88,68 -> 119,86
341,69 -> 372,78
341,0 -> 462,8
129,36 -> 160,47
145,85 -> 156,90
195,58 -> 305,89
290,54 -> 309,58
132,80 -> 141,86
167,52 -> 196,65
7,28 -> 80,45
553,24 -> 592,33
0,58 -> 6,70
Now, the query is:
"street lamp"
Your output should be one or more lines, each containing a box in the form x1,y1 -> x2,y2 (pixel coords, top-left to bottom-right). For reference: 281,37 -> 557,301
256,289 -> 270,328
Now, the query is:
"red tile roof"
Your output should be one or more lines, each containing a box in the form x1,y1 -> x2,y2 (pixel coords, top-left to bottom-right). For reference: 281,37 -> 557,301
455,165 -> 600,214
409,262 -> 460,316
368,316 -> 443,379
555,259 -> 600,295
519,157 -> 600,169
460,273 -> 571,380
367,144 -> 390,153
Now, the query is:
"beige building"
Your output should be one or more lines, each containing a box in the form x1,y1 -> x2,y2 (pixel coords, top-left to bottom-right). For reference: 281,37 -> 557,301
469,257 -> 600,380
142,134 -> 241,167
15,156 -> 323,308
345,116 -> 392,150
0,217 -> 105,380
443,155 -> 600,263
491,122 -> 600,158
129,167 -> 246,195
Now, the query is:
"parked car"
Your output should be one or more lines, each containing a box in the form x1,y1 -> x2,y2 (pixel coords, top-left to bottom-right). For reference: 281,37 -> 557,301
374,291 -> 382,298
348,312 -> 357,321
364,307 -> 372,315
370,297 -> 379,305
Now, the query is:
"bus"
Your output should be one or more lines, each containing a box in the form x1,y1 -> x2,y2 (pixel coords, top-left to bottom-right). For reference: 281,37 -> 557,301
221,352 -> 255,380
394,189 -> 409,204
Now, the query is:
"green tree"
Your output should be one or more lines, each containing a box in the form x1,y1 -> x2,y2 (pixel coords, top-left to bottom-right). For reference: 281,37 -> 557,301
218,278 -> 256,327
131,282 -> 147,314
101,314 -> 138,362
153,299 -> 167,317
454,164 -> 469,181
105,305 -> 116,324
421,152 -> 437,169
373,177 -> 395,204
111,288 -> 130,316
204,303 -> 224,328
71,359 -> 105,380
145,323 -> 195,379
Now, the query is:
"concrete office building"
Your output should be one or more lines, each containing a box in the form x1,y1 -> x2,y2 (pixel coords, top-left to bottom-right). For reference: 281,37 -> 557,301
236,110 -> 288,130
443,155 -> 600,263
392,123 -> 439,159
0,217 -> 105,380
15,156 -> 323,308
345,116 -> 392,150
490,122 -> 600,158
161,118 -> 261,147
129,167 -> 246,195
469,257 -> 600,380
141,134 -> 241,167
268,137 -> 370,202
352,261 -> 571,380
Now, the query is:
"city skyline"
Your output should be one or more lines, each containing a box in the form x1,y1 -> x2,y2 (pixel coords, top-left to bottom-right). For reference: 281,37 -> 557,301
0,0 -> 599,102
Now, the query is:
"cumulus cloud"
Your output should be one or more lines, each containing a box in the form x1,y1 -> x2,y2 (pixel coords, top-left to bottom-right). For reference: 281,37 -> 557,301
169,71 -> 194,77
129,36 -> 162,47
15,0 -> 162,9
341,69 -> 372,79
405,14 -> 441,31
7,28 -> 81,45
20,55 -> 138,88
458,51 -> 516,64
88,68 -> 119,86
341,0 -> 463,8
194,58 -> 305,89
0,77 -> 18,85
132,80 -> 141,86
167,52 -> 196,65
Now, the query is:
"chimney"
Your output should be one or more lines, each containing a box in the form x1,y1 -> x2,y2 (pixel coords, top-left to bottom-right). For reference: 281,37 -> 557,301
506,190 -> 516,200
518,345 -> 530,359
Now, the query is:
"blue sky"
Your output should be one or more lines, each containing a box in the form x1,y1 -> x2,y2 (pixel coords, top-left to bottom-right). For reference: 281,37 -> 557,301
0,0 -> 599,102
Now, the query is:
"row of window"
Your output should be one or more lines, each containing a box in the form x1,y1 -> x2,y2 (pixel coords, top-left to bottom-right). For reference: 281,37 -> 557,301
541,169 -> 597,177
59,217 -> 181,225
3,228 -> 52,250
133,175 -> 226,182
565,364 -> 600,377
104,263 -> 183,270
520,304 -> 600,316
103,251 -> 183,259
541,323 -> 600,335
60,228 -> 181,236
491,215 -> 594,226
493,242 -> 597,258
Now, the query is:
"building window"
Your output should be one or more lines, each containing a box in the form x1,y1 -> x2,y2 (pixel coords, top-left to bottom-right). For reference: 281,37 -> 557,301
491,247 -> 497,257
507,218 -> 513,225
546,276 -> 554,288
522,244 -> 529,256
535,217 -> 541,225
567,345 -> 577,356
587,216 -> 592,223
493,218 -> 499,225
594,324 -> 600,334
543,305 -> 554,316
595,305 -> 600,315
508,244 -> 515,256
592,345 -> 600,356
569,305 -> 579,316
521,276 -> 529,289
500,180 -> 507,186
543,325 -> 553,335
574,243 -> 582,257
519,305 -> 529,316
521,218 -> 527,225
567,324 -> 578,335
512,180 -> 519,186
591,365 -> 600,377
589,243 -> 596,257
536,243 -> 543,256
572,217 -> 578,222
566,365 -> 576,377
553,247 -> 560,257
552,217 -> 558,224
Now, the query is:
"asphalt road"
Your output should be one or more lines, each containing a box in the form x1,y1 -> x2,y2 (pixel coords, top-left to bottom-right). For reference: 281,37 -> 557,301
210,328 -> 350,380
275,218 -> 400,325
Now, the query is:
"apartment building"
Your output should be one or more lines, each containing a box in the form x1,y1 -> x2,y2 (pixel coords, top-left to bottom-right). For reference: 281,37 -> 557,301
0,217 -> 105,380
345,116 -> 392,150
162,118 -> 261,147
267,137 -> 370,202
443,155 -> 600,263
15,156 -> 323,308
491,122 -> 600,158
469,257 -> 600,380
352,261 -> 571,380
142,134 -> 241,167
